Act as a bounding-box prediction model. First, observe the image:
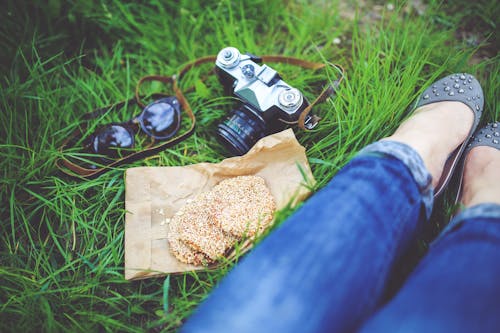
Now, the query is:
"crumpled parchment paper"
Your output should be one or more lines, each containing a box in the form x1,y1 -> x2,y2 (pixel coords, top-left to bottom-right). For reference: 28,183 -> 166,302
124,129 -> 316,280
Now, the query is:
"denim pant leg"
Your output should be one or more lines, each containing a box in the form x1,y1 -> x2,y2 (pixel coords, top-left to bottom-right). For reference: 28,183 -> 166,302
181,141 -> 433,333
359,204 -> 500,333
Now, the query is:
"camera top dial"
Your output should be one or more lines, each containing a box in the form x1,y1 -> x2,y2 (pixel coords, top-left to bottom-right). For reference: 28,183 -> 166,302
278,88 -> 303,113
216,47 -> 241,68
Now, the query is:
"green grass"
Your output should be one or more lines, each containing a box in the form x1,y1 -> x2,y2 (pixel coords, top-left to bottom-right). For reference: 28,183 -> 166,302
1,0 -> 499,331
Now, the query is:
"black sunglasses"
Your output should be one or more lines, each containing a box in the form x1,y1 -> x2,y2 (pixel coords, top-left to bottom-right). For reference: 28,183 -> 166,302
56,74 -> 197,179
87,96 -> 182,159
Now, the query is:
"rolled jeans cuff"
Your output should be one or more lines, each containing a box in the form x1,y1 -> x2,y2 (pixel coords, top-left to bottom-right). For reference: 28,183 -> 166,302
440,203 -> 500,237
357,140 -> 434,219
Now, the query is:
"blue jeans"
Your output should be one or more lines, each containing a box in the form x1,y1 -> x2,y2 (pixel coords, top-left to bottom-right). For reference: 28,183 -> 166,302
181,141 -> 500,333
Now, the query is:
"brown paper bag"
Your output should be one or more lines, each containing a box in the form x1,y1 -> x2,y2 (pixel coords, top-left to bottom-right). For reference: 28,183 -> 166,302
124,129 -> 316,280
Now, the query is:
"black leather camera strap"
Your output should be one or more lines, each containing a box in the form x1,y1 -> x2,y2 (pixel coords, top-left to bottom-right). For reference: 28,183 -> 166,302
56,54 -> 343,179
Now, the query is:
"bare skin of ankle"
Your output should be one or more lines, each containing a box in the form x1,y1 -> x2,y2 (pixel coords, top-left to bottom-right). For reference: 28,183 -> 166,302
383,101 -> 474,189
460,146 -> 500,208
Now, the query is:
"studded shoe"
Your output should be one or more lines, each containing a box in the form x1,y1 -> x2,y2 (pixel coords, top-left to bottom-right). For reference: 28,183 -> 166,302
453,121 -> 500,205
413,73 -> 484,197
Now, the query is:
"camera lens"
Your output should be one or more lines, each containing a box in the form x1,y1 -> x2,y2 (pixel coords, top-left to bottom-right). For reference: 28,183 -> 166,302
216,106 -> 268,156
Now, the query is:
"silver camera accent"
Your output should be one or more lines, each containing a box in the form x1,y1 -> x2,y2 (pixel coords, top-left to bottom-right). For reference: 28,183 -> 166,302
216,47 -> 240,68
278,88 -> 303,113
215,47 -> 306,116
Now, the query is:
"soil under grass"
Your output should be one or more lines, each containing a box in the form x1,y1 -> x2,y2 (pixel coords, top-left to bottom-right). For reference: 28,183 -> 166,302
1,1 -> 498,332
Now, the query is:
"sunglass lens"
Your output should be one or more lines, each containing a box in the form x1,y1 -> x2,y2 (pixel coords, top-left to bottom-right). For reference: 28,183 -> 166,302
141,97 -> 181,139
91,125 -> 134,157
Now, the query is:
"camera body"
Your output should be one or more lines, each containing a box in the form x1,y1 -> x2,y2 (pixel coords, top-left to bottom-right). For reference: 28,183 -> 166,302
214,47 -> 310,156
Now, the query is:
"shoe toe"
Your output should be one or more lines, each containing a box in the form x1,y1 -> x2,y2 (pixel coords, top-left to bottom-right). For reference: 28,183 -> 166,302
467,122 -> 500,151
416,73 -> 484,117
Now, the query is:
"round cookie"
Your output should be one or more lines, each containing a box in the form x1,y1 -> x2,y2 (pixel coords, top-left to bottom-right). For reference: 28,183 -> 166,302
175,191 -> 237,261
212,176 -> 276,238
167,212 -> 211,266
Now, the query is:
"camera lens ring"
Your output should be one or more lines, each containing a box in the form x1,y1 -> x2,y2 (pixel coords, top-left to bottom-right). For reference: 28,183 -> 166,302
216,106 -> 268,156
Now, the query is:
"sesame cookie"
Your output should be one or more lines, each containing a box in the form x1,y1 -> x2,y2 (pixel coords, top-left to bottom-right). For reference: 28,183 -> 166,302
167,212 -> 211,266
167,175 -> 276,265
175,191 -> 237,261
212,176 -> 276,238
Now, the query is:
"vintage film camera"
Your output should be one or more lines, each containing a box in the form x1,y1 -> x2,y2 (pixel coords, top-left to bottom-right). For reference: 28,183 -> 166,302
215,47 -> 317,156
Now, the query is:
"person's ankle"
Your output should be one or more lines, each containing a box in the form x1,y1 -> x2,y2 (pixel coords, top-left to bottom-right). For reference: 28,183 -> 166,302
460,146 -> 500,208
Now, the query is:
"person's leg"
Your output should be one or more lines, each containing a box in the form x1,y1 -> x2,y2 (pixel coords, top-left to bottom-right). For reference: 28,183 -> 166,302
360,142 -> 500,333
180,101 -> 472,333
